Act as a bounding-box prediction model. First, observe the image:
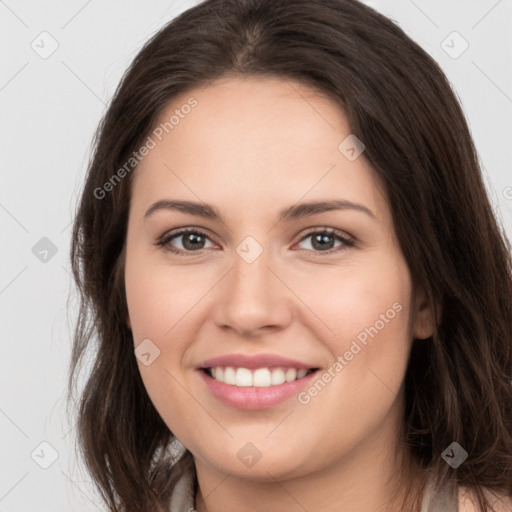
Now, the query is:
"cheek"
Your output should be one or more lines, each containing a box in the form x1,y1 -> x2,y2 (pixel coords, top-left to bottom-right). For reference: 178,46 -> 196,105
288,265 -> 413,466
125,248 -> 205,345
292,250 -> 413,396
297,254 -> 413,419
283,251 -> 413,352
124,252 -> 207,435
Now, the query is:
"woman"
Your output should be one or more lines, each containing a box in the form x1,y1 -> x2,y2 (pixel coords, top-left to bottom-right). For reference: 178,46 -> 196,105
68,0 -> 512,510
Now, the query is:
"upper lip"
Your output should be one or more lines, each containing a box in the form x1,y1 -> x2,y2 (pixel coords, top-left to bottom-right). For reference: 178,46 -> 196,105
198,353 -> 318,370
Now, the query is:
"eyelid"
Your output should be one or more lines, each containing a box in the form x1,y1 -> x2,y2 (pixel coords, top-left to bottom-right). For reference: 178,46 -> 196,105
297,226 -> 354,243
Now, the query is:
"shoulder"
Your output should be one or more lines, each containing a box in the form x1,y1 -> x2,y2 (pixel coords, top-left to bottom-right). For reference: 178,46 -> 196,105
458,485 -> 512,512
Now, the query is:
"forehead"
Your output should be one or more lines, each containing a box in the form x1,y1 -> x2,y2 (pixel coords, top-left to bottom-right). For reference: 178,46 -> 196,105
130,76 -> 388,224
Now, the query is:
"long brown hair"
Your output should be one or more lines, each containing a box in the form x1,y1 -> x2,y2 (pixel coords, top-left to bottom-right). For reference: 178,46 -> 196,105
67,0 -> 512,510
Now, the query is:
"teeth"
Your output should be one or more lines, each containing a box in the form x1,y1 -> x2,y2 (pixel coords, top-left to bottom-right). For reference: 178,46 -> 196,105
285,368 -> 297,382
208,366 -> 312,387
253,368 -> 271,387
271,368 -> 286,385
224,367 -> 236,385
297,369 -> 308,378
235,368 -> 252,387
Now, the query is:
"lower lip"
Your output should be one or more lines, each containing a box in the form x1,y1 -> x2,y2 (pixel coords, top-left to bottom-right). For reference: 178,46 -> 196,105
198,369 -> 319,410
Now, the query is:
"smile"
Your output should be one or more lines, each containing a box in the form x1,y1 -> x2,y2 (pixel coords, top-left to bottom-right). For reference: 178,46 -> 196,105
206,366 -> 316,387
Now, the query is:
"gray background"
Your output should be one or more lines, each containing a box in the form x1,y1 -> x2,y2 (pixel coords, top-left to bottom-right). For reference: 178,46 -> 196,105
1,0 -> 511,510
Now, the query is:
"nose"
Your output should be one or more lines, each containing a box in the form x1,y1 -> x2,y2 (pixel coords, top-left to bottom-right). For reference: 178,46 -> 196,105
212,248 -> 293,338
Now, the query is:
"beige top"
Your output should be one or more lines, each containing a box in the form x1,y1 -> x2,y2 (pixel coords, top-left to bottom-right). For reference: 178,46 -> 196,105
420,477 -> 459,512
168,461 -> 195,511
168,463 -> 459,511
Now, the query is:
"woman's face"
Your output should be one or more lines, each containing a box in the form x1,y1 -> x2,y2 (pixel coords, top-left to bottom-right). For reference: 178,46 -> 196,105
124,76 -> 433,480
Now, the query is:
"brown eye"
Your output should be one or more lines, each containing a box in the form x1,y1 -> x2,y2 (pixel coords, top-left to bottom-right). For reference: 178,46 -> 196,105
157,229 -> 216,255
295,228 -> 355,254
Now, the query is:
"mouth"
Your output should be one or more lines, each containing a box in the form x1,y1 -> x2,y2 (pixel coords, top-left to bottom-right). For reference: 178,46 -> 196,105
202,366 -> 318,387
197,356 -> 321,409
196,353 -> 321,409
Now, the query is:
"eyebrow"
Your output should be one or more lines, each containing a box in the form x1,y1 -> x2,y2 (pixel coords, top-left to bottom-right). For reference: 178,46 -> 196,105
144,199 -> 376,222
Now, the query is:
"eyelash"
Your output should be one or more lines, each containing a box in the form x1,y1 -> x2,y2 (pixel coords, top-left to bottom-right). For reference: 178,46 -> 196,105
155,227 -> 355,256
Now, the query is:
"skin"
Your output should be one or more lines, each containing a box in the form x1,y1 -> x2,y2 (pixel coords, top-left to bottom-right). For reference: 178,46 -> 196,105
124,76 -> 437,512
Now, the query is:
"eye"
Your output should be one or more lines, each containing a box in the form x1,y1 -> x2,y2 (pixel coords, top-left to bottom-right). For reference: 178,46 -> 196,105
156,228 -> 217,255
293,228 -> 355,254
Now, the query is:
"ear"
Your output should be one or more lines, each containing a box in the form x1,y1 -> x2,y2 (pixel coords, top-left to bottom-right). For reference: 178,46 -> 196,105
412,286 -> 438,340
126,315 -> 132,330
